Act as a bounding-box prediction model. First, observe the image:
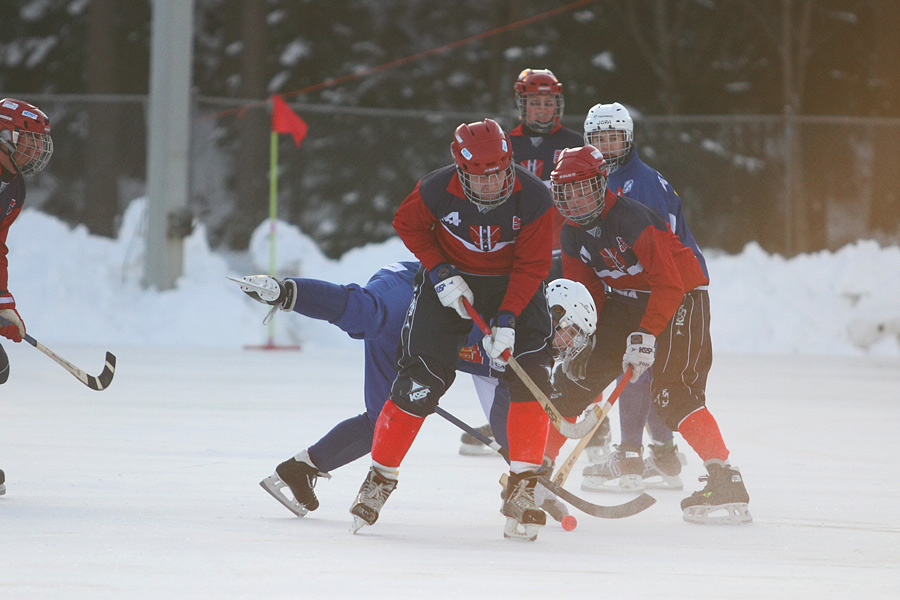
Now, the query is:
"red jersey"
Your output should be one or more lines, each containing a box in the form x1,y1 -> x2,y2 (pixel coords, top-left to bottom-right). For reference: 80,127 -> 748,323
392,164 -> 553,316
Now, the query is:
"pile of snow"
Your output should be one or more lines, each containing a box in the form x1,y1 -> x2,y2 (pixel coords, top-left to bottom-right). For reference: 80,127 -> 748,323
7,199 -> 900,355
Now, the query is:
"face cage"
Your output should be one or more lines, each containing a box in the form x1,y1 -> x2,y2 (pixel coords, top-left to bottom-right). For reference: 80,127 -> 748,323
10,130 -> 54,177
457,163 -> 515,210
584,129 -> 632,172
552,175 -> 607,226
515,92 -> 564,134
551,320 -> 590,363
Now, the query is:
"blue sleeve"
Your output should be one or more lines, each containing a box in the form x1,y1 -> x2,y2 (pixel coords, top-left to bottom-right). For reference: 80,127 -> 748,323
284,263 -> 417,341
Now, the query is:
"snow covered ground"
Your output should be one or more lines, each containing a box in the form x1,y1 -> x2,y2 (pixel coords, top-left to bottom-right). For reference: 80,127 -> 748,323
2,202 -> 900,598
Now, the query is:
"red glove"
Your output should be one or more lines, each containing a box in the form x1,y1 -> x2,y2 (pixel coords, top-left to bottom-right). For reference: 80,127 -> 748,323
0,307 -> 26,342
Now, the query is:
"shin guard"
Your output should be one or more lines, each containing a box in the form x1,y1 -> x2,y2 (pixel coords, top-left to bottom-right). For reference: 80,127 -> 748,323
371,399 -> 426,469
678,407 -> 729,463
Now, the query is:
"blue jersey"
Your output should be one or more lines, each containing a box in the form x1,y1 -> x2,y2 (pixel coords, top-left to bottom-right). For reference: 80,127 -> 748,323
609,149 -> 708,279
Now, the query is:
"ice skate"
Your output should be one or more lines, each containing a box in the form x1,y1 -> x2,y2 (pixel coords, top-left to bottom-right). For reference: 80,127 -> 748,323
259,450 -> 329,517
642,441 -> 684,490
458,423 -> 495,456
584,416 -> 612,463
349,466 -> 398,533
681,460 -> 752,524
501,470 -> 546,541
0,467 -> 5,496
581,444 -> 644,492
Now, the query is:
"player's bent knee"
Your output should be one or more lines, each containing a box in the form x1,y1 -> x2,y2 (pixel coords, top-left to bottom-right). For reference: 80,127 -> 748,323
390,366 -> 449,417
653,388 -> 704,431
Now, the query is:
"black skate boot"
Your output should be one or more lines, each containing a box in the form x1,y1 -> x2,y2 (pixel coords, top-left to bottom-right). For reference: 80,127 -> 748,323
582,443 -> 644,492
259,450 -> 329,517
681,460 -> 752,524
643,441 -> 684,490
459,423 -> 494,456
584,416 -> 612,463
0,467 -> 5,496
350,466 -> 398,533
501,470 -> 546,541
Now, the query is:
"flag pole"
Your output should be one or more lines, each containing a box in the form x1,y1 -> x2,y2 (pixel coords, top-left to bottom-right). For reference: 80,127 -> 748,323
267,128 -> 278,347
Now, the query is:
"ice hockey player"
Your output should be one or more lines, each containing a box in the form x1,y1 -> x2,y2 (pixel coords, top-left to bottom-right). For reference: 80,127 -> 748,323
459,68 -> 593,457
549,145 -> 751,524
350,118 -> 555,540
578,102 -> 708,491
235,269 -> 593,528
0,98 -> 54,496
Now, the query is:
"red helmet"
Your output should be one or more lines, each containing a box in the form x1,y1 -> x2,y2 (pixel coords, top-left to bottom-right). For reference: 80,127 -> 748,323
513,68 -> 564,134
450,118 -> 515,210
0,98 -> 53,177
550,146 -> 609,226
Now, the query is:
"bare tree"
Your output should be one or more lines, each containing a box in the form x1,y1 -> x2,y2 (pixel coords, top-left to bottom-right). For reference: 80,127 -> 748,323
85,0 -> 121,237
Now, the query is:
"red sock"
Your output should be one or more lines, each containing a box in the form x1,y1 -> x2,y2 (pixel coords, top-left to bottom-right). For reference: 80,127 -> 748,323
678,408 -> 729,463
506,401 -> 549,466
370,400 -> 425,468
542,415 -> 576,462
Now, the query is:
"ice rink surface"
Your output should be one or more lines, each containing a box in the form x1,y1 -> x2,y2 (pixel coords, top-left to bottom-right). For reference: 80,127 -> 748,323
2,344 -> 898,599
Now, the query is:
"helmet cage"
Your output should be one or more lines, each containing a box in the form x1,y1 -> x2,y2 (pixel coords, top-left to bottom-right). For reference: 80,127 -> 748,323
552,175 -> 607,226
583,102 -> 634,172
515,90 -> 564,134
546,278 -> 597,363
514,69 -> 564,134
6,129 -> 54,177
0,98 -> 53,177
584,128 -> 632,172
456,163 -> 516,210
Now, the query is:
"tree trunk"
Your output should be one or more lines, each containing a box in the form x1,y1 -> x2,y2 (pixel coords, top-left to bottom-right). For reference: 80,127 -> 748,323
85,0 -> 121,238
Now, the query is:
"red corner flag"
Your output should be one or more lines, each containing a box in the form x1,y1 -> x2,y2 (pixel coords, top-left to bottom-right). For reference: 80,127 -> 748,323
271,94 -> 308,147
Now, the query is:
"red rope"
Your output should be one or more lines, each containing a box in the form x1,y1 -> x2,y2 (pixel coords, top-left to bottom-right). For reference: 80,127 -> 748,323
214,0 -> 598,119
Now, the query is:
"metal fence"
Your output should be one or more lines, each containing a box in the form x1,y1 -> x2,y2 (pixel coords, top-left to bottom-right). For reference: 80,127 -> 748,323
13,93 -> 900,258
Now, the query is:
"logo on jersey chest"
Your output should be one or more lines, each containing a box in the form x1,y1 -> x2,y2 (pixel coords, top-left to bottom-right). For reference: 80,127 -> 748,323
470,224 -> 502,251
616,236 -> 630,253
520,159 -> 544,178
4,197 -> 16,216
599,247 -> 627,272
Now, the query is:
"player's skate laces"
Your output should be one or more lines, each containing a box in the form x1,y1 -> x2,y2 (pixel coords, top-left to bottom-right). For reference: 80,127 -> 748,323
458,423 -> 494,456
259,450 -> 330,517
349,467 -> 398,533
582,444 -> 644,492
681,460 -> 752,524
642,441 -> 684,490
585,416 -> 612,463
501,470 -> 546,541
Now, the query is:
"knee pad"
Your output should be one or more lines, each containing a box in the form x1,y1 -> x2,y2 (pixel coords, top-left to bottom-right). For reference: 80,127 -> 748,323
653,387 -> 705,431
390,360 -> 452,417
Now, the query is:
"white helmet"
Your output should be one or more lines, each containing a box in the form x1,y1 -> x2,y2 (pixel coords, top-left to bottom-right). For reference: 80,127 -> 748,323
583,102 -> 633,172
546,279 -> 597,362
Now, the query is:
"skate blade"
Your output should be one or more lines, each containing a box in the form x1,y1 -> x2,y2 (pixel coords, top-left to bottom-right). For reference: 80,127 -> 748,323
581,474 -> 645,494
259,474 -> 308,517
503,517 -> 541,541
642,474 -> 683,490
458,443 -> 496,457
0,483 -> 5,496
683,502 -> 753,525
349,516 -> 369,534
